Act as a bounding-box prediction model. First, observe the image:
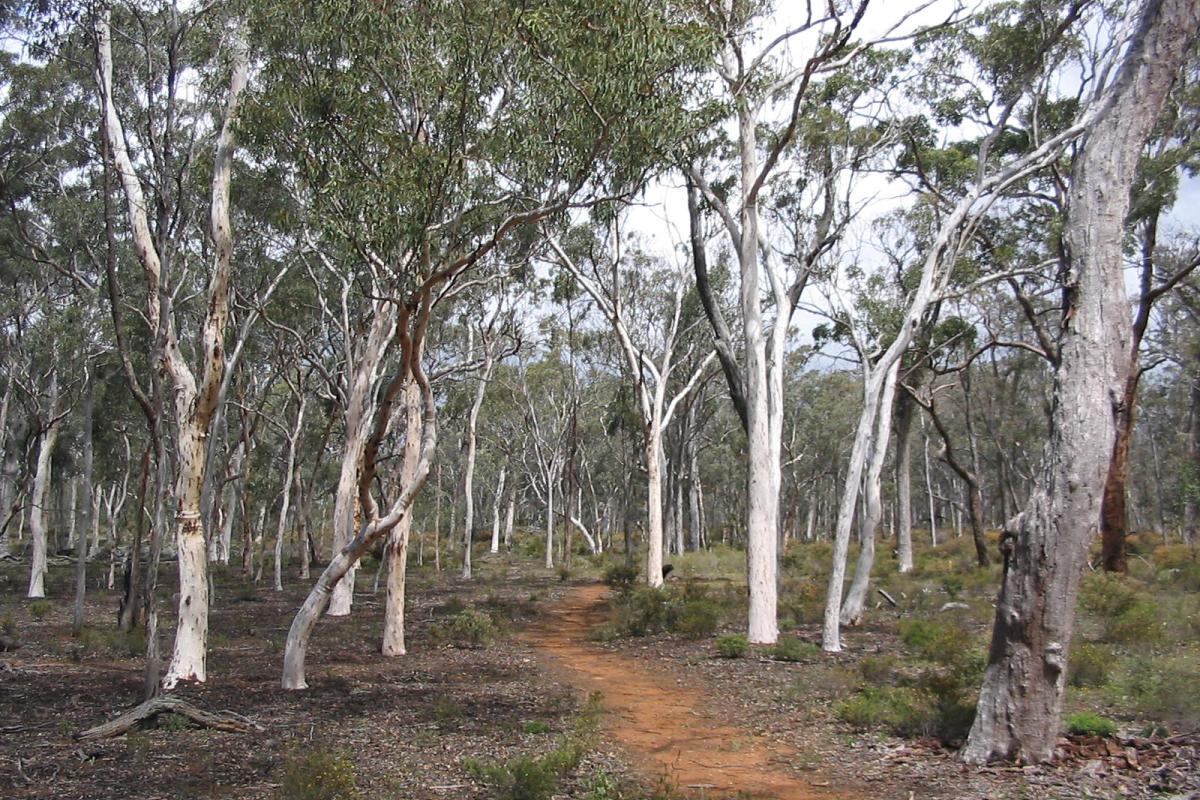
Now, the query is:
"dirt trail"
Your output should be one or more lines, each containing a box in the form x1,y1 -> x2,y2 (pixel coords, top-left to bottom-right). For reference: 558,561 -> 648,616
522,584 -> 839,800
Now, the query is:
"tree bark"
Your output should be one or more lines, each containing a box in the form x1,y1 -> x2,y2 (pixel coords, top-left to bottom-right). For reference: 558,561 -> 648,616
73,368 -> 96,635
963,0 -> 1198,763
284,312 -> 436,689
460,351 -> 493,580
273,396 -> 306,591
382,377 -> 422,656
840,361 -> 900,626
28,370 -> 60,600
894,385 -> 917,573
490,467 -> 506,554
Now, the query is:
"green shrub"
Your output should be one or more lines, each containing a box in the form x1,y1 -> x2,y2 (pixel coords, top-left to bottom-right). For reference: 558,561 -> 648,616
1105,599 -> 1166,645
835,686 -> 936,738
858,655 -> 900,684
615,587 -> 671,637
1068,643 -> 1110,688
433,609 -> 497,648
601,563 -> 639,591
466,694 -> 600,800
1078,571 -> 1138,622
276,749 -> 359,800
588,623 -> 623,643
1065,711 -> 1117,737
898,619 -> 971,666
522,720 -> 552,735
28,600 -> 52,619
1152,543 -> 1195,570
770,635 -> 818,663
715,634 -> 748,659
1125,656 -> 1200,725
469,755 -> 560,800
674,598 -> 720,639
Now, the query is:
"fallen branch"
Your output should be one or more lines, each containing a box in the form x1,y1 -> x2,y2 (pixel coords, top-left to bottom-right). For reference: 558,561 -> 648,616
877,588 -> 899,608
76,695 -> 262,741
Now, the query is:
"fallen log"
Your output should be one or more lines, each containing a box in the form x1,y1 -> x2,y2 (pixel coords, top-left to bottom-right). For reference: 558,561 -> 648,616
76,695 -> 262,741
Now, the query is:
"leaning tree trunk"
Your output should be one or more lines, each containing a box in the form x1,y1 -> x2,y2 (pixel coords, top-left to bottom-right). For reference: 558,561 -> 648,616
28,371 -> 61,600
284,331 -> 436,690
329,301 -> 398,616
963,0 -> 1198,764
840,362 -> 900,626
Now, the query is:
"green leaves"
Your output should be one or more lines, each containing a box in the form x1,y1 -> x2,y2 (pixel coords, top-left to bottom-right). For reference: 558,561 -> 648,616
243,0 -> 715,289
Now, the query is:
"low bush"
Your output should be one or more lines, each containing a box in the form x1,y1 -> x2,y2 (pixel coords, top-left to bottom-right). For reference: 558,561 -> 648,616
858,655 -> 900,684
432,609 -> 497,648
1105,598 -> 1166,646
615,587 -> 672,637
28,599 -> 53,619
673,597 -> 720,639
835,686 -> 935,738
1065,711 -> 1117,738
1068,643 -> 1110,688
715,634 -> 748,659
601,563 -> 639,592
770,635 -> 818,663
1078,571 -> 1138,624
276,749 -> 359,800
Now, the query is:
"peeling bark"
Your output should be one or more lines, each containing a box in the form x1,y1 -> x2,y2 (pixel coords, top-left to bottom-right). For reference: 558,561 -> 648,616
963,0 -> 1199,763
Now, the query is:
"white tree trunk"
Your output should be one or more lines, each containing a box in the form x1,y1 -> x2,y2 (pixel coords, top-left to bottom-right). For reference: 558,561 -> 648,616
460,354 -> 492,580
28,372 -> 61,600
503,492 -> 515,550
840,362 -> 900,626
329,301 -> 398,616
274,397 -> 306,592
490,467 -> 506,554
964,0 -> 1198,763
284,344 -> 436,689
382,378 -> 423,656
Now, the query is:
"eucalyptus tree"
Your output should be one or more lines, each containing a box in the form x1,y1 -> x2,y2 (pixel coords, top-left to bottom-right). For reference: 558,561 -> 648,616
550,221 -> 715,584
90,1 -> 251,687
1097,63 -> 1200,570
963,0 -> 1200,764
249,0 -> 715,688
818,0 -> 1134,652
686,0 -> 948,644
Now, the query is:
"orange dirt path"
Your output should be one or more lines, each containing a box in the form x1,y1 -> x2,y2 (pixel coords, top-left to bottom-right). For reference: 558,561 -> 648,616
522,583 -> 841,800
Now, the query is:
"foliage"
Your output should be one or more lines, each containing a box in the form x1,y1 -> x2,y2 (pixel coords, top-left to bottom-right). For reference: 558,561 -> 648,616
28,600 -> 52,619
432,609 -> 498,648
466,692 -> 601,800
835,686 -> 936,738
1067,643 -> 1110,689
770,636 -> 819,663
276,749 -> 360,800
715,634 -> 748,659
601,563 -> 639,592
1064,712 -> 1117,738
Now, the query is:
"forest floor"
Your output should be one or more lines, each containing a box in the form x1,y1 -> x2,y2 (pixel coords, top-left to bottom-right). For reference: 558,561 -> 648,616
0,535 -> 1198,800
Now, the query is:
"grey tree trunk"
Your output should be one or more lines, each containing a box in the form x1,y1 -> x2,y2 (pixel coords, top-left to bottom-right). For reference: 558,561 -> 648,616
73,369 -> 96,635
963,0 -> 1199,763
894,386 -> 917,573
